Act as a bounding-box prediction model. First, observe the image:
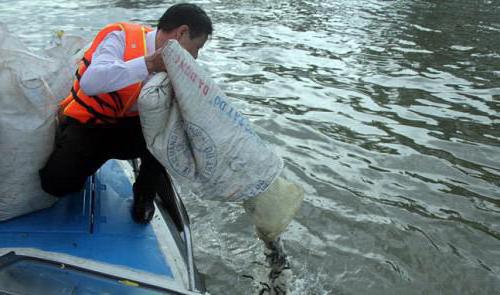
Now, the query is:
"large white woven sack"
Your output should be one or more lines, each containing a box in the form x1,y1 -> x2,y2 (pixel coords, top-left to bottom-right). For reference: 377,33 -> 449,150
138,40 -> 283,201
0,24 -> 84,221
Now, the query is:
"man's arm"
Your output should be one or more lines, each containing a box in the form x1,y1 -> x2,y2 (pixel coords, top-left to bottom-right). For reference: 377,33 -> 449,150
79,31 -> 149,95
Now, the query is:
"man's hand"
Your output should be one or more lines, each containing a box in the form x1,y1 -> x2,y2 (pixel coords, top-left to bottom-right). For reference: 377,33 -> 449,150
145,45 -> 167,74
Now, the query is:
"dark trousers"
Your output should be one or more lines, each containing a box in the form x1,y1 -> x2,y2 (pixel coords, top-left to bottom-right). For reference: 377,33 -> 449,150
39,116 -> 166,198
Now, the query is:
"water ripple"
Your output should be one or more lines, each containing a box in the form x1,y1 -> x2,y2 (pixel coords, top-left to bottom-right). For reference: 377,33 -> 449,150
2,0 -> 500,293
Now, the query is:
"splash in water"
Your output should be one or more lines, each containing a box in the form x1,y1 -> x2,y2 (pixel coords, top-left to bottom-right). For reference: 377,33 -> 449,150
258,238 -> 293,295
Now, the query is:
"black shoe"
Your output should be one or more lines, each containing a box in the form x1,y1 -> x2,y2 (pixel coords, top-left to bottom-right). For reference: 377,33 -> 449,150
132,193 -> 155,224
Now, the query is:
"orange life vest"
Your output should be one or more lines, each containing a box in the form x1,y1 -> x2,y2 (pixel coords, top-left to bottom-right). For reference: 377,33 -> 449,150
60,22 -> 152,124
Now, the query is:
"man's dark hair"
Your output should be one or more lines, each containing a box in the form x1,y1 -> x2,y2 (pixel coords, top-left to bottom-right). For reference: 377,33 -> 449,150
158,3 -> 213,38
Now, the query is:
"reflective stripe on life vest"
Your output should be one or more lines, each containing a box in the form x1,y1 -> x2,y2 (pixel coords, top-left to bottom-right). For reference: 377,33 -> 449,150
61,22 -> 152,124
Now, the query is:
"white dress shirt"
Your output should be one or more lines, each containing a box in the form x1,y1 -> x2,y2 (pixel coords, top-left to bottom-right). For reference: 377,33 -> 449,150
79,29 -> 156,111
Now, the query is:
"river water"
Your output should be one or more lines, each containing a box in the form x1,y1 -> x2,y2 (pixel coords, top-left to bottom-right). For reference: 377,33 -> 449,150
1,0 -> 499,294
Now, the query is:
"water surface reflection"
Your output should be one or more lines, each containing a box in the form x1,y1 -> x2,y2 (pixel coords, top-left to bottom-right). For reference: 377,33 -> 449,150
1,0 -> 499,294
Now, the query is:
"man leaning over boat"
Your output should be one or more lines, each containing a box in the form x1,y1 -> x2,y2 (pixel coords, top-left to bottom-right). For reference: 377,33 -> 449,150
38,2 -> 304,250
39,3 -> 213,224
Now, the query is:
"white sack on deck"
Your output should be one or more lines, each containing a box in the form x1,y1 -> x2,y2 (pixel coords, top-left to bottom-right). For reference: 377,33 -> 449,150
138,40 -> 284,201
0,23 -> 84,221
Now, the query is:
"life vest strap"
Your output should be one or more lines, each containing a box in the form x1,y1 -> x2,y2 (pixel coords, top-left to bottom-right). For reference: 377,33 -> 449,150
82,57 -> 90,67
70,87 -> 117,124
109,91 -> 124,112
